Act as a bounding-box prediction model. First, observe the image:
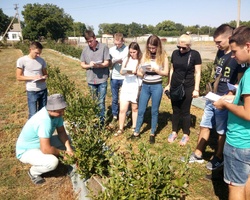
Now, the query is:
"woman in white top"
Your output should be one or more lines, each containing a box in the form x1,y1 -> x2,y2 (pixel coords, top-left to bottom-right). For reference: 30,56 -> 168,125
115,42 -> 142,136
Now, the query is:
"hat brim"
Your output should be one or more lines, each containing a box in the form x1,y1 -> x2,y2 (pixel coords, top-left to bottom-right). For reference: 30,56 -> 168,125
46,102 -> 67,111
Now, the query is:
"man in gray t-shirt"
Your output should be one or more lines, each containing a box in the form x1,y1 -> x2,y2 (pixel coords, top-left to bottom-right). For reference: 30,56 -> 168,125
16,41 -> 48,118
80,30 -> 110,126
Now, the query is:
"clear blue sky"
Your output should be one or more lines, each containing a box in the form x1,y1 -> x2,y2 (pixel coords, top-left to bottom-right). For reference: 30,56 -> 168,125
1,0 -> 250,34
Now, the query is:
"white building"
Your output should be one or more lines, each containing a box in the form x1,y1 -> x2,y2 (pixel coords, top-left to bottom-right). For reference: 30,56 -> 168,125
6,23 -> 22,42
0,23 -> 22,42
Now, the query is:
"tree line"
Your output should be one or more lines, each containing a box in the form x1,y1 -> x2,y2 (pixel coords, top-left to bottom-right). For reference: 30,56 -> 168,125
1,3 -> 250,41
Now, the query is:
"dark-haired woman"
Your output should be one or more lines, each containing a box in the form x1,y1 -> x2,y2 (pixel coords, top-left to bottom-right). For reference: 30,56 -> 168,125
115,42 -> 142,136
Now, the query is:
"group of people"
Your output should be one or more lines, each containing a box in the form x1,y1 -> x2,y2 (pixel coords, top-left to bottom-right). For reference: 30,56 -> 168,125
80,26 -> 250,199
80,30 -> 201,145
187,24 -> 250,200
14,24 -> 250,199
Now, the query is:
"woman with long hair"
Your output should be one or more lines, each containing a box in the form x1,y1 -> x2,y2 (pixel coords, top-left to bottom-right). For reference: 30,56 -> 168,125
130,35 -> 169,144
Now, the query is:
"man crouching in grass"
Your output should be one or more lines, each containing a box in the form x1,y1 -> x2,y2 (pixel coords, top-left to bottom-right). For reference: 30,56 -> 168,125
16,94 -> 74,184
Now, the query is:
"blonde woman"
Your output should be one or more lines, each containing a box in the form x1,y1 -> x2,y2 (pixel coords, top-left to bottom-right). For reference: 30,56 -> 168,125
115,42 -> 142,136
130,35 -> 169,144
164,33 -> 201,146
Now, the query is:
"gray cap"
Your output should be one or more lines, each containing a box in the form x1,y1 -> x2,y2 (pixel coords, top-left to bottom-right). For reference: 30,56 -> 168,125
46,94 -> 67,110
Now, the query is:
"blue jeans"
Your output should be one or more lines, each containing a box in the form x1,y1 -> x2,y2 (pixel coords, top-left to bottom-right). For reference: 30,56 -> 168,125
111,79 -> 123,117
200,100 -> 228,135
135,83 -> 163,135
27,89 -> 48,119
224,142 -> 250,186
88,82 -> 107,122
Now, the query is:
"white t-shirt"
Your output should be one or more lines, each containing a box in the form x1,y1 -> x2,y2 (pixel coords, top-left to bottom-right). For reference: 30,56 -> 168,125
120,57 -> 141,103
109,44 -> 128,80
17,55 -> 47,91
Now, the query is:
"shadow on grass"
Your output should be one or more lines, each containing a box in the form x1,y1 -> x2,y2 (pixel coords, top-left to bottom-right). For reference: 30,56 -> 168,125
43,162 -> 69,178
135,106 -> 172,135
105,105 -> 133,128
108,105 -> 196,136
205,168 -> 228,200
202,128 -> 218,161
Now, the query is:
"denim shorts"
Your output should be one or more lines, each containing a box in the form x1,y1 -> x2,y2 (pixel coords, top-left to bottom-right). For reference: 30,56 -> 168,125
200,100 -> 228,135
224,142 -> 250,186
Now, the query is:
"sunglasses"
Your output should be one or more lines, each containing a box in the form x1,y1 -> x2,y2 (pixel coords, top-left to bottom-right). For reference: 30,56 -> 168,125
177,46 -> 187,50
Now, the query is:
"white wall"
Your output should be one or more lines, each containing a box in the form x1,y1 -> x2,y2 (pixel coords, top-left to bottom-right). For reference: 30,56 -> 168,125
7,31 -> 22,41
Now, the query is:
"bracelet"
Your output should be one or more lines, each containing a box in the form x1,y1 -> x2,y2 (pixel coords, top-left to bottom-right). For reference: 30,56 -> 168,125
194,89 -> 199,92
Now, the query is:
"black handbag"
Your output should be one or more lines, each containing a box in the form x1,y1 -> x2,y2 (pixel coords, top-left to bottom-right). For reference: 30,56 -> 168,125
170,52 -> 191,101
170,83 -> 185,101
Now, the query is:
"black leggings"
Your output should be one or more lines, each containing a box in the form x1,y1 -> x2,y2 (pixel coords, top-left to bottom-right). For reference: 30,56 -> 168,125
171,86 -> 194,135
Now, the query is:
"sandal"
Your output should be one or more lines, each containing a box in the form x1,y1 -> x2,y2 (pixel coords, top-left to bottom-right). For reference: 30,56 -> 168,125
168,133 -> 177,143
28,170 -> 45,185
179,135 -> 189,146
131,127 -> 136,132
128,132 -> 140,140
114,129 -> 123,136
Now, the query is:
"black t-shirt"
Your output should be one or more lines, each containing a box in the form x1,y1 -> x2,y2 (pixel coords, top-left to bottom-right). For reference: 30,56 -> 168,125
214,51 -> 246,95
171,49 -> 202,88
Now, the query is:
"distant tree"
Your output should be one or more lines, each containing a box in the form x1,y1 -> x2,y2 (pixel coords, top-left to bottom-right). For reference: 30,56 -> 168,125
67,22 -> 87,37
184,25 -> 199,35
98,23 -> 128,36
175,23 -> 185,35
96,20 -> 250,38
147,25 -> 156,35
128,22 -> 143,37
228,20 -> 237,28
98,23 -> 114,35
112,23 -> 128,36
240,21 -> 250,28
228,20 -> 250,29
199,26 -> 211,35
155,20 -> 178,36
209,27 -> 216,36
22,3 -> 74,41
0,9 -> 11,36
141,24 -> 149,35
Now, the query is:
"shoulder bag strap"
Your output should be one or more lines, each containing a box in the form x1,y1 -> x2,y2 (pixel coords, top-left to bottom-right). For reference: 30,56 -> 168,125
182,51 -> 192,84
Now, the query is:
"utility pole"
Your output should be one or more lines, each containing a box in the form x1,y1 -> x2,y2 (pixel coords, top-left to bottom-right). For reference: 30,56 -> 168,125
15,4 -> 23,41
236,0 -> 241,27
2,4 -> 23,42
